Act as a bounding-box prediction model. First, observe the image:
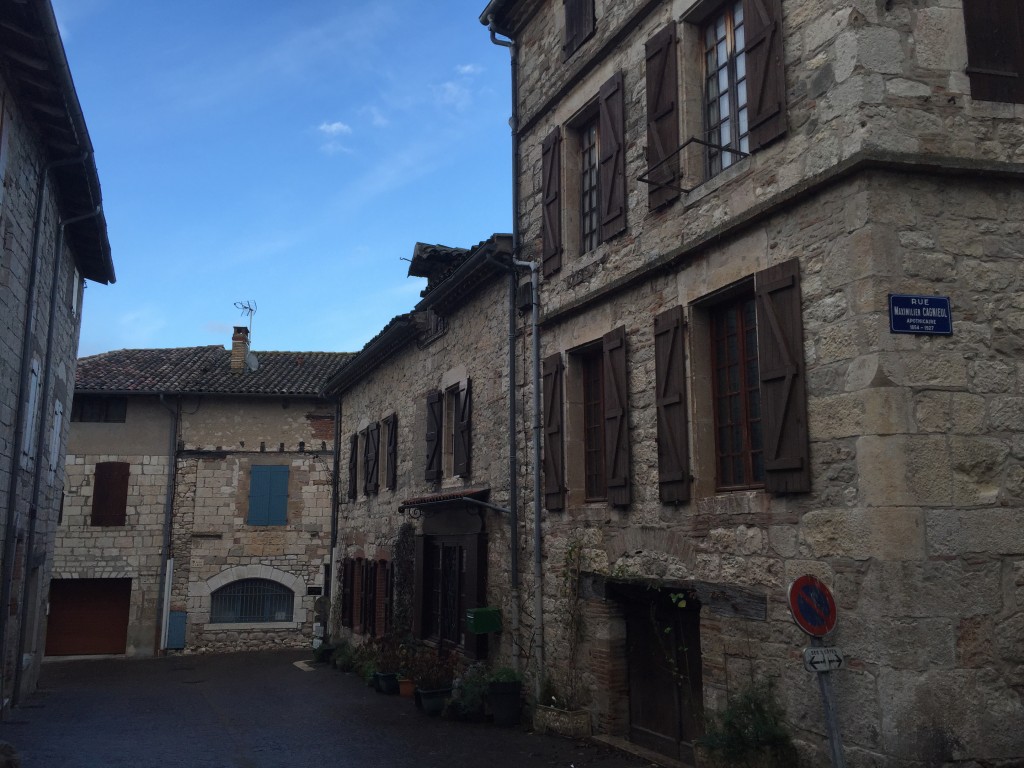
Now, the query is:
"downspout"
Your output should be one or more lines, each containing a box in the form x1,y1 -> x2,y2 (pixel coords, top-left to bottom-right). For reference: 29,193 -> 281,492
0,153 -> 87,709
14,202 -> 101,702
328,395 -> 342,618
155,393 -> 181,654
488,17 -> 528,678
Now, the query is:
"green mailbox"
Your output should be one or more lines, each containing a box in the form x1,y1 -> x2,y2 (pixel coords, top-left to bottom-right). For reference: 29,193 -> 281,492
465,606 -> 502,634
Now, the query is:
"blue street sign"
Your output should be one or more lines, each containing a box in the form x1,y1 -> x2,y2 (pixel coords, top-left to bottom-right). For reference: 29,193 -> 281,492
889,294 -> 952,335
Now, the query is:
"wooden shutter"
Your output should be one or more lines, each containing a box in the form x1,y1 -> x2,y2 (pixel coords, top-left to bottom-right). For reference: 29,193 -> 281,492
347,433 -> 358,500
424,390 -> 443,481
541,127 -> 563,277
463,533 -> 488,659
563,0 -> 595,58
249,466 -> 270,525
744,0 -> 787,149
266,466 -> 289,525
383,560 -> 394,635
542,353 -> 565,511
385,413 -> 398,491
963,0 -> 1024,104
602,326 -> 631,507
454,379 -> 472,477
341,558 -> 354,628
654,307 -> 690,503
91,461 -> 129,526
412,535 -> 425,637
755,258 -> 810,494
599,72 -> 627,241
365,421 -> 380,495
645,24 -> 680,210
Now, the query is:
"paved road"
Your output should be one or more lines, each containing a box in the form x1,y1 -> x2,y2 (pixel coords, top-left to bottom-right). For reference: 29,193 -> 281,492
0,650 -> 657,768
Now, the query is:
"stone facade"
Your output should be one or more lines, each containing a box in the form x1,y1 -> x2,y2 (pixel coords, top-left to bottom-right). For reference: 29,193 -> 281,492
0,0 -> 114,712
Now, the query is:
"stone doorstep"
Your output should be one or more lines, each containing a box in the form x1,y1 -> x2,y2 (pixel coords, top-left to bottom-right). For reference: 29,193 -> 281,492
589,734 -> 691,768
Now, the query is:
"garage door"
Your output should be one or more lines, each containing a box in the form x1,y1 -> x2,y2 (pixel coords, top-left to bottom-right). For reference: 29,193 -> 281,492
45,578 -> 132,656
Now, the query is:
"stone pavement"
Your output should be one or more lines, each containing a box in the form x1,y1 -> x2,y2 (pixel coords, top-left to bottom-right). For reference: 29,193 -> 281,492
0,650 -> 661,768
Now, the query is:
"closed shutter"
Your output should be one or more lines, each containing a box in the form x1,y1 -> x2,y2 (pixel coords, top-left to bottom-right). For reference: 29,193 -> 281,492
654,307 -> 691,503
265,466 -> 289,525
385,413 -> 398,490
645,24 -> 680,210
412,535 -> 425,637
463,533 -> 488,659
454,379 -> 472,477
963,0 -> 1024,104
602,326 -> 631,507
541,127 -> 563,277
365,421 -> 380,495
563,0 -> 595,58
249,467 -> 270,525
599,72 -> 627,241
91,461 -> 129,526
341,558 -> 354,628
744,0 -> 787,149
424,390 -> 443,481
383,560 -> 394,635
755,258 -> 810,494
542,353 -> 565,511
347,433 -> 358,500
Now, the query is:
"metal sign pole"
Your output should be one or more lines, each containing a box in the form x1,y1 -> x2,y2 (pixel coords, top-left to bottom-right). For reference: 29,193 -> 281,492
811,636 -> 846,768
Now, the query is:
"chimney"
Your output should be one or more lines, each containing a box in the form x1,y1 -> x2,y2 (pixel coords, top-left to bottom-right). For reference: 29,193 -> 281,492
231,326 -> 250,372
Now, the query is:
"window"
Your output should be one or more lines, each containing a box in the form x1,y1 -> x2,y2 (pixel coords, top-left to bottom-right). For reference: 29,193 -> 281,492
424,379 -> 471,481
415,532 -> 486,658
91,461 -> 130,526
363,421 -> 380,495
579,116 -> 600,254
248,465 -> 288,525
71,395 -> 127,423
563,0 -> 595,58
347,433 -> 358,501
21,357 -> 41,467
580,346 -> 605,500
703,2 -> 748,177
339,557 -> 393,636
963,0 -> 1024,104
210,579 -> 293,623
382,413 -> 398,491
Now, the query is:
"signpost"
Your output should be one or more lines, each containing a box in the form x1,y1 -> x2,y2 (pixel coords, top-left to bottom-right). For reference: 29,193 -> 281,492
788,575 -> 845,768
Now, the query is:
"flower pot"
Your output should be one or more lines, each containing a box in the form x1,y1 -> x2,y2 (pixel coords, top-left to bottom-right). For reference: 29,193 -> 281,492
398,678 -> 415,698
376,672 -> 399,695
533,705 -> 591,738
416,686 -> 451,717
487,680 -> 522,727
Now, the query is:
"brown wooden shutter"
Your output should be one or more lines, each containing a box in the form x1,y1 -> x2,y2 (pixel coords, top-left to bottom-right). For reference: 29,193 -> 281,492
91,461 -> 129,526
645,24 -> 680,210
424,390 -> 443,481
365,422 -> 380,495
563,0 -> 595,58
412,535 -> 425,637
463,533 -> 488,659
602,326 -> 631,507
541,127 -> 563,277
963,0 -> 1024,104
599,72 -> 627,241
454,378 -> 472,477
755,258 -> 810,494
340,558 -> 354,628
654,307 -> 690,503
542,353 -> 565,511
744,0 -> 787,149
347,433 -> 358,500
385,413 -> 398,491
352,558 -> 364,633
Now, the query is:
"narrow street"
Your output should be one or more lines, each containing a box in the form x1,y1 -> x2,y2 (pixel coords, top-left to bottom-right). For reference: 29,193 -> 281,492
0,651 -> 657,768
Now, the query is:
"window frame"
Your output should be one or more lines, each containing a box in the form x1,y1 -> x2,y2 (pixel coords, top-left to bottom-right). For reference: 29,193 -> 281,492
209,578 -> 295,624
702,0 -> 749,178
91,461 -> 130,527
415,532 -> 486,658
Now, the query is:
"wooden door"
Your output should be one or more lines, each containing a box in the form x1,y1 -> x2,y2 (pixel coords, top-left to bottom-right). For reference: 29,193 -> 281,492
45,578 -> 131,656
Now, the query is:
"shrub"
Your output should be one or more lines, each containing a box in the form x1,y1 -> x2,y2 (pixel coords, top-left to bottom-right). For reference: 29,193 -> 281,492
698,680 -> 799,768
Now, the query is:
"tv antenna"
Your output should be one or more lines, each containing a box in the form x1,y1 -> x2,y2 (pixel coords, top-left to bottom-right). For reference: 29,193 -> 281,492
234,300 -> 257,332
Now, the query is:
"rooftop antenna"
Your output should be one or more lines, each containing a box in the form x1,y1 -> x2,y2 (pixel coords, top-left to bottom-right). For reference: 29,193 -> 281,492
234,300 -> 257,332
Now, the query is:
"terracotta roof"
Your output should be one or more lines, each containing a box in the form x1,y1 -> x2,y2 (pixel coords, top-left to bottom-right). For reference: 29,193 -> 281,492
75,346 -> 354,397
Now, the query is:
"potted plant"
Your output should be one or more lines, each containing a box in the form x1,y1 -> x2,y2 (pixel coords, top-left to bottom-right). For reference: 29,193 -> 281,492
373,636 -> 403,695
447,662 -> 488,721
410,648 -> 458,716
487,666 -> 523,727
534,679 -> 591,738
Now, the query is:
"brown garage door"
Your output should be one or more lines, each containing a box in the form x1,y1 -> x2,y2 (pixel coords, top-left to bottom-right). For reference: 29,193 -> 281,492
45,578 -> 132,656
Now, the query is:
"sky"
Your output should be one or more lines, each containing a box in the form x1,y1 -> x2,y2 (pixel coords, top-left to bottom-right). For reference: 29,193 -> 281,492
53,1 -> 513,357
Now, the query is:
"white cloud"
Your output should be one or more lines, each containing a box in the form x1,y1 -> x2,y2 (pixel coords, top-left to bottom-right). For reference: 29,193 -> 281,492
456,64 -> 482,76
363,106 -> 390,128
320,141 -> 354,156
318,121 -> 352,136
433,82 -> 471,111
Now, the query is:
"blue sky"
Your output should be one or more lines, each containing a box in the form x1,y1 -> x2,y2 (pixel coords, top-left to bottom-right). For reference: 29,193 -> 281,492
54,1 -> 512,356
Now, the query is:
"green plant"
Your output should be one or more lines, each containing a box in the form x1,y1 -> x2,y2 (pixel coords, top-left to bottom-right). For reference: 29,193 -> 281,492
488,666 -> 522,683
699,680 -> 799,768
409,647 -> 458,690
447,662 -> 488,720
330,640 -> 356,672
391,524 -> 416,635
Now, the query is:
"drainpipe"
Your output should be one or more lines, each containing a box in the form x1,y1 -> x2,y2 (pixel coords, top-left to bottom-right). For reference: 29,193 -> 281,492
155,393 -> 181,654
0,154 -> 87,709
328,395 -> 342,614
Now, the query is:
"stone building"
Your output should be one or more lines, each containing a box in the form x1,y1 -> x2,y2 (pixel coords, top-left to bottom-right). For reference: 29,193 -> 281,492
51,330 -> 350,656
471,0 -> 1024,765
325,235 -> 520,665
0,0 -> 114,711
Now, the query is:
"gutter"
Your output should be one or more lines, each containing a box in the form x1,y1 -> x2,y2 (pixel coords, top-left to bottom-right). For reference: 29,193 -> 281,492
155,393 -> 181,654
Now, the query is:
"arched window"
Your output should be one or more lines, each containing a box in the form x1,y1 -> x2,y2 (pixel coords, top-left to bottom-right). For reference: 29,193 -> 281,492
210,579 -> 294,623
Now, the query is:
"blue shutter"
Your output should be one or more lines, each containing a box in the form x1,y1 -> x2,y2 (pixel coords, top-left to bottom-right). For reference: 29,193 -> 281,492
166,610 -> 187,649
249,466 -> 271,525
267,465 -> 289,525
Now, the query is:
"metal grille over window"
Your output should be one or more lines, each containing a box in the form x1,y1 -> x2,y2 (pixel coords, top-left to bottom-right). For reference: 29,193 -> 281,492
210,579 -> 294,623
704,2 -> 748,177
580,119 -> 600,253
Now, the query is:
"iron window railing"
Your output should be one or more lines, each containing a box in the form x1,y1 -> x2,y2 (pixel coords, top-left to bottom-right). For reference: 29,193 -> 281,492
210,579 -> 294,623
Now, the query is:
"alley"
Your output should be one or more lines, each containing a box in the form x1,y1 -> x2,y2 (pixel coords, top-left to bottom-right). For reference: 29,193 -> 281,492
0,651 -> 656,768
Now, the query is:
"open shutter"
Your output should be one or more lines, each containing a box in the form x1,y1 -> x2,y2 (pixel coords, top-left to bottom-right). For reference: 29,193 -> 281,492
365,422 -> 380,495
412,535 -> 425,637
463,533 -> 488,659
542,353 -> 565,511
603,326 -> 631,507
347,433 -> 358,500
755,258 -> 810,494
654,307 -> 690,503
424,390 -> 443,481
599,72 -> 627,241
563,0 -> 595,58
744,0 -> 787,149
454,379 -> 472,477
385,413 -> 398,490
541,127 -> 563,277
963,0 -> 1024,104
92,461 -> 129,526
341,558 -> 354,628
645,24 -> 680,210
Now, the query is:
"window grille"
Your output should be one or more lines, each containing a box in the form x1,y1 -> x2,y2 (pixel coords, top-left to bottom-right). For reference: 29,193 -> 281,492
210,579 -> 294,623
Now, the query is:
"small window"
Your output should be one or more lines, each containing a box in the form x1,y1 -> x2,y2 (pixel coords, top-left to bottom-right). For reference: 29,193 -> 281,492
248,465 -> 289,525
963,0 -> 1024,105
563,0 -> 595,58
382,413 -> 398,491
579,117 -> 600,254
91,461 -> 130,526
703,1 -> 749,177
210,579 -> 294,623
71,396 -> 127,423
424,380 -> 471,481
347,433 -> 358,501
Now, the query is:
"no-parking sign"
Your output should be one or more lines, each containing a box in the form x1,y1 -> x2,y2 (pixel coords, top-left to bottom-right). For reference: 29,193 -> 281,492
788,574 -> 838,638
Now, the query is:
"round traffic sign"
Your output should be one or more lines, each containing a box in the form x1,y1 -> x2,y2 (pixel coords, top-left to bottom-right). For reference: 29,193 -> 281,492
787,574 -> 837,637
